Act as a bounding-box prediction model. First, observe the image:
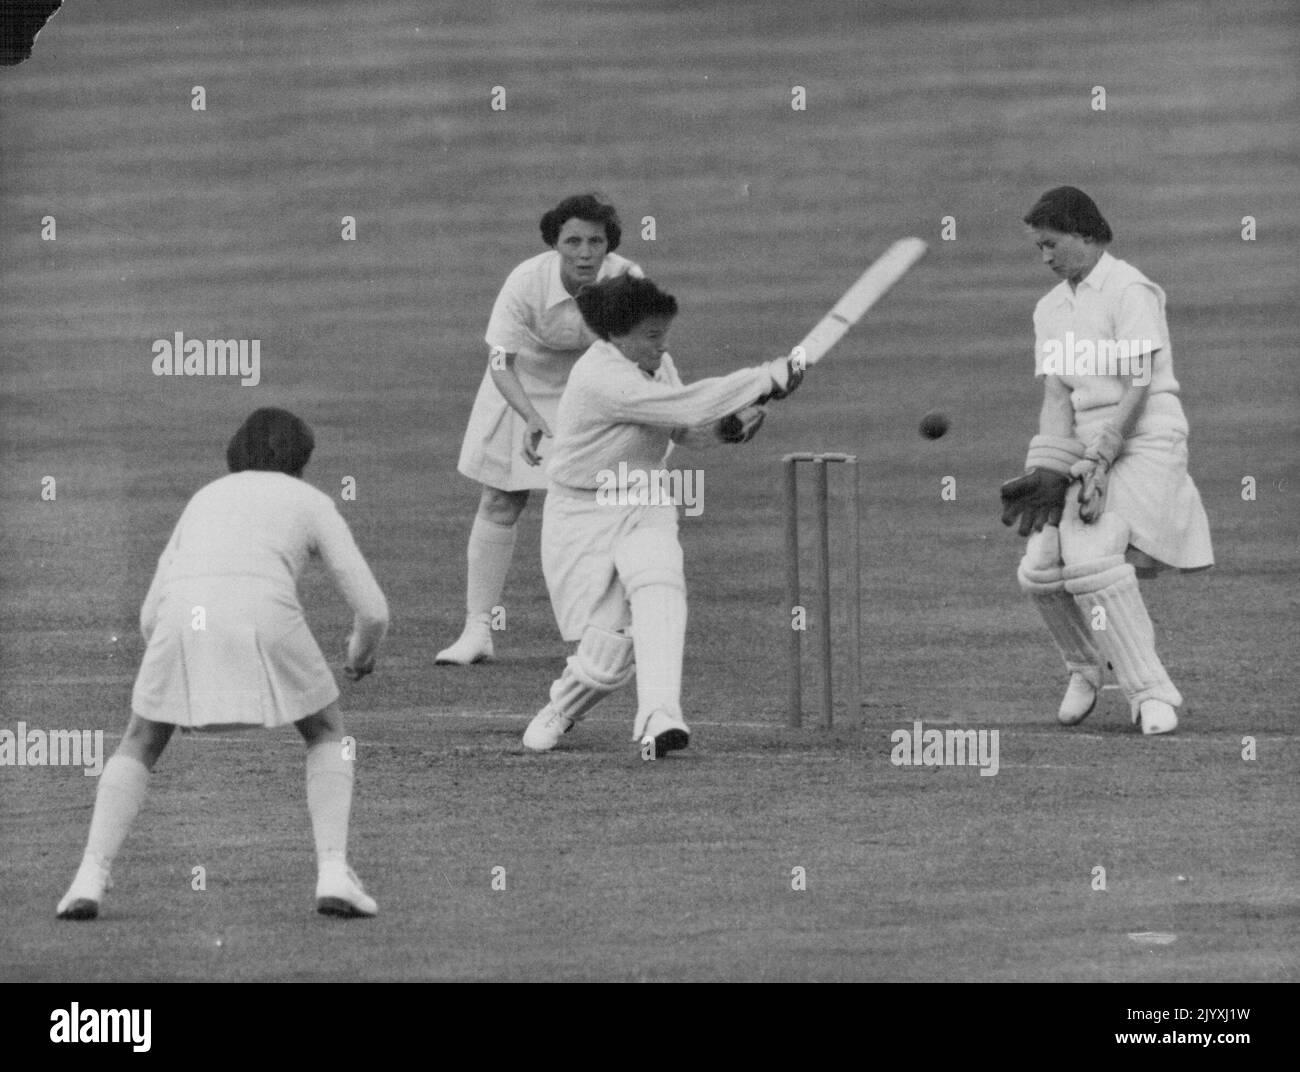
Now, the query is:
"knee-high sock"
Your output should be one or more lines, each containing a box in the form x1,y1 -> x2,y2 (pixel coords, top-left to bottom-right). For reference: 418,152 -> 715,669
84,753 -> 150,867
465,515 -> 517,622
306,741 -> 354,866
1064,556 -> 1183,709
628,583 -> 688,721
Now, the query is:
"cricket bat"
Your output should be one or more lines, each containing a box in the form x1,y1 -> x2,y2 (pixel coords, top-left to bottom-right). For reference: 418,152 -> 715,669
791,237 -> 927,367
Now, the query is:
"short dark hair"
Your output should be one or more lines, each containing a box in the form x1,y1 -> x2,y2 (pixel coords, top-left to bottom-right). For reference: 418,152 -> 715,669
1023,186 -> 1113,242
227,407 -> 315,477
539,193 -> 622,252
575,275 -> 678,340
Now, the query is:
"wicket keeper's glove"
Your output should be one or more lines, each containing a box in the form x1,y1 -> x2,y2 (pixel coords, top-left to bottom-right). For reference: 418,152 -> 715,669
999,434 -> 1085,536
999,470 -> 1071,536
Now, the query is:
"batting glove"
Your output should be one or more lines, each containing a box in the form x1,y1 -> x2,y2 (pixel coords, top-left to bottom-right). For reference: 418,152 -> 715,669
718,404 -> 767,444
757,356 -> 805,404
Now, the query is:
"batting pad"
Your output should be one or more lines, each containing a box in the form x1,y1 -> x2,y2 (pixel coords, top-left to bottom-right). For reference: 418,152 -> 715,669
548,626 -> 636,722
1018,557 -> 1104,685
1064,556 -> 1183,708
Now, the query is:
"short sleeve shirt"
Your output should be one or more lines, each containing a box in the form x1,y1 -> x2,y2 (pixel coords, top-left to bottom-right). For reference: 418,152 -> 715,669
1032,251 -> 1180,413
484,251 -> 641,395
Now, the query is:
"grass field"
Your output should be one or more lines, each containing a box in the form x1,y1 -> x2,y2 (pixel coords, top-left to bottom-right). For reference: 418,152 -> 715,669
1,0 -> 1296,982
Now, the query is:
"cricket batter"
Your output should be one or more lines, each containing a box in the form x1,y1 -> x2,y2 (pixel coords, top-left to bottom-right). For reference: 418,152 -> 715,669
521,275 -> 801,755
437,193 -> 642,665
57,409 -> 389,919
1001,187 -> 1213,734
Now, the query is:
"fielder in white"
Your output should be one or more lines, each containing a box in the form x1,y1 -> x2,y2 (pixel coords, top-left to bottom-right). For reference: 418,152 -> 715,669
438,193 -> 642,665
1001,187 -> 1213,735
522,275 -> 802,755
57,409 -> 389,920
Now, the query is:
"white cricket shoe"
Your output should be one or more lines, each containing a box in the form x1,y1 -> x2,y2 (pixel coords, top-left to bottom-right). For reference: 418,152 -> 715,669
636,709 -> 691,758
434,622 -> 493,665
522,705 -> 575,752
315,861 -> 377,918
1134,699 -> 1178,736
57,855 -> 111,920
1057,672 -> 1099,726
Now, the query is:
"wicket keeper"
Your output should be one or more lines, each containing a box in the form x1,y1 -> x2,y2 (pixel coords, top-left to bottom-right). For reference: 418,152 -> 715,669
1001,187 -> 1213,734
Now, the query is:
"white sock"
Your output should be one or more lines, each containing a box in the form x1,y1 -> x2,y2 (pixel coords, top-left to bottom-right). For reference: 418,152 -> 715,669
306,741 -> 354,866
84,753 -> 150,867
465,515 -> 517,624
627,583 -> 687,720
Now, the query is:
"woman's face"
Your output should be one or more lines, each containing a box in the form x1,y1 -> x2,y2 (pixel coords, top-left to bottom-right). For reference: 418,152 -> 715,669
611,315 -> 673,375
555,217 -> 609,294
1030,226 -> 1101,285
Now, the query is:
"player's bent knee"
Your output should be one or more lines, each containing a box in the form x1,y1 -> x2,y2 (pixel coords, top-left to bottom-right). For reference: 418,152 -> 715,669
1017,557 -> 1065,595
1062,555 -> 1131,596
1017,526 -> 1067,594
1023,525 -> 1062,570
479,486 -> 528,525
612,528 -> 685,597
120,714 -> 174,768
1060,510 -> 1129,565
572,625 -> 636,690
296,703 -> 344,745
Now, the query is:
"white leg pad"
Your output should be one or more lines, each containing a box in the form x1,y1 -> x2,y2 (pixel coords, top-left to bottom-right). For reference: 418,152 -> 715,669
1064,556 -> 1182,709
1018,527 -> 1104,684
548,625 -> 635,722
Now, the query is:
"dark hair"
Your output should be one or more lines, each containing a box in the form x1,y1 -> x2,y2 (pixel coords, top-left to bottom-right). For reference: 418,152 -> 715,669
575,275 -> 678,340
539,193 -> 622,252
1023,186 -> 1113,242
227,407 -> 315,477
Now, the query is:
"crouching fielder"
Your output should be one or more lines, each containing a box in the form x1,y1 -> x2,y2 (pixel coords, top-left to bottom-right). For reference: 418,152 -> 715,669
57,408 -> 389,920
1001,187 -> 1212,735
522,275 -> 800,756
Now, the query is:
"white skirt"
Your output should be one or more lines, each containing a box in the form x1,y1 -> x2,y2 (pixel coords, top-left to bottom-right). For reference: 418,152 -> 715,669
456,369 -> 564,492
1075,396 -> 1214,570
131,576 -> 340,728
